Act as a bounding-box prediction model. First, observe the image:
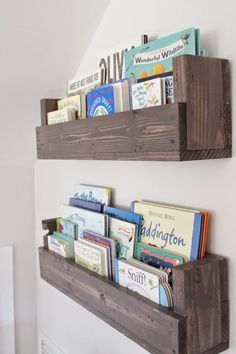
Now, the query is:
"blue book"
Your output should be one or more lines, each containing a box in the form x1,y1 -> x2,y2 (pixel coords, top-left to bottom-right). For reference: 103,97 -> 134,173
125,27 -> 200,81
69,197 -> 103,213
103,206 -> 142,241
87,84 -> 115,118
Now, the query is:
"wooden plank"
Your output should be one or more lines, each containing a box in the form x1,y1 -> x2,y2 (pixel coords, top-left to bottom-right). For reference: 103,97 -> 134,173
40,99 -> 59,126
36,103 -> 186,161
39,247 -> 186,354
173,254 -> 229,354
173,55 -> 230,151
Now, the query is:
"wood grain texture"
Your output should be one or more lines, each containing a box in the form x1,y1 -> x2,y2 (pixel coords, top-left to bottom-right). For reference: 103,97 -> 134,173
173,254 -> 229,354
37,103 -> 187,161
40,99 -> 59,126
173,55 -> 231,151
39,247 -> 186,354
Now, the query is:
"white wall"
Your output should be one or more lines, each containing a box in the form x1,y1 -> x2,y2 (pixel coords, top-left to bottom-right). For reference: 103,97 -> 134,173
36,0 -> 236,353
0,0 -> 109,353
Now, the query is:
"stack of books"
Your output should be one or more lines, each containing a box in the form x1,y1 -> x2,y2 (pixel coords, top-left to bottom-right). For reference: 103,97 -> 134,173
46,27 -> 203,124
45,183 -> 208,309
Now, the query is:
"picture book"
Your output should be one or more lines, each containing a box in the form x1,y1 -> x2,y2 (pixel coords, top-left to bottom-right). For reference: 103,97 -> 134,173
108,217 -> 137,259
125,27 -> 200,80
72,184 -> 111,205
132,77 -> 164,110
57,95 -> 81,119
87,84 -> 116,117
83,230 -> 116,279
61,204 -> 107,238
103,206 -> 142,240
74,238 -> 109,277
115,259 -> 160,304
69,197 -> 103,213
132,201 -> 202,261
138,72 -> 174,104
56,217 -> 78,239
48,233 -> 73,259
47,108 -> 76,125
125,258 -> 168,283
67,70 -> 101,96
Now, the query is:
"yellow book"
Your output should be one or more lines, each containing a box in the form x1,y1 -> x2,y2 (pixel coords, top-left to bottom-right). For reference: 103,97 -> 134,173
47,108 -> 75,125
58,95 -> 81,119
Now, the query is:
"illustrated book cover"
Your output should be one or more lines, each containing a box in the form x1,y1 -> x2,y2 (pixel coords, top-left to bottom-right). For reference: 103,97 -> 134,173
48,232 -> 73,259
56,217 -> 78,239
72,184 -> 111,206
132,77 -> 164,109
57,95 -> 81,119
86,84 -> 116,118
138,72 -> 174,104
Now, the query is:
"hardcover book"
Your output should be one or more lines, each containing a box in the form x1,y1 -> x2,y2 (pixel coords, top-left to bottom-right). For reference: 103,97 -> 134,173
87,84 -> 116,117
115,259 -> 160,304
61,204 -> 107,238
56,218 -> 78,239
132,201 -> 202,261
108,217 -> 137,259
138,72 -> 174,104
57,95 -> 81,119
47,108 -> 76,125
132,77 -> 164,110
125,27 -> 200,80
48,233 -> 73,259
72,184 -> 111,206
74,238 -> 109,277
67,70 -> 101,96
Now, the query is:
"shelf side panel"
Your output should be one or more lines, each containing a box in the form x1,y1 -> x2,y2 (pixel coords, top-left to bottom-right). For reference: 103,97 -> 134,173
39,247 -> 186,354
174,55 -> 231,152
40,99 -> 59,126
36,103 -> 186,161
173,254 -> 229,354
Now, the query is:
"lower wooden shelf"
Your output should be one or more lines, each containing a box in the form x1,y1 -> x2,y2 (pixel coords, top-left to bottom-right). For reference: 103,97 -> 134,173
39,245 -> 229,354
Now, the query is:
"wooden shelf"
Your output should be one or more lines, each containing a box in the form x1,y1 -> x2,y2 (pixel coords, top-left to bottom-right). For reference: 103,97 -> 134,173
36,55 -> 231,161
39,218 -> 229,354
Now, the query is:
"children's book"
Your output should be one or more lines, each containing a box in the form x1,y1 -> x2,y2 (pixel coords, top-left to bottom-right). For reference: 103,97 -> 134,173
47,108 -> 76,125
83,230 -> 116,280
125,258 -> 168,283
57,95 -> 81,119
103,206 -> 142,240
74,238 -> 109,277
56,217 -> 78,239
132,201 -> 202,261
138,72 -> 174,104
69,198 -> 103,213
72,184 -> 111,206
48,233 -> 74,259
108,217 -> 137,259
132,77 -> 164,110
115,259 -> 160,304
61,204 -> 107,238
125,27 -> 200,80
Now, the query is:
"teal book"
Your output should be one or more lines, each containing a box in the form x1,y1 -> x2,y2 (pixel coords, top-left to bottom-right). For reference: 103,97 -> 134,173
125,27 -> 200,81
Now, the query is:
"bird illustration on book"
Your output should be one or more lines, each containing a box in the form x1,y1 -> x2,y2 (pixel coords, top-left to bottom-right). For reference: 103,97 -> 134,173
181,33 -> 190,45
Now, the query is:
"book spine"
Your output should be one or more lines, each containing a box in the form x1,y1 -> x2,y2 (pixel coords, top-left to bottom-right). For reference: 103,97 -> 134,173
69,198 -> 103,213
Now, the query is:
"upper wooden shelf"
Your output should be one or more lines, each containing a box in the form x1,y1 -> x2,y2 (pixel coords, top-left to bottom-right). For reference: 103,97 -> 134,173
39,218 -> 229,354
36,55 -> 231,161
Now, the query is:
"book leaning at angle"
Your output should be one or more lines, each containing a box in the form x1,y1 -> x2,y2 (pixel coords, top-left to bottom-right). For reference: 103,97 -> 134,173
57,95 -> 82,119
61,204 -> 107,238
132,201 -> 202,261
125,27 -> 200,80
48,232 -> 74,259
47,108 -> 76,125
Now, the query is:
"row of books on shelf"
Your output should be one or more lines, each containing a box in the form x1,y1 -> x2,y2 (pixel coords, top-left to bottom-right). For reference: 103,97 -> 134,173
45,184 -> 208,309
46,27 -> 203,124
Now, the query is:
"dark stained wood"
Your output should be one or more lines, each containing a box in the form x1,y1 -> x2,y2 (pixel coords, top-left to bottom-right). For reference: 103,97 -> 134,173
40,99 -> 59,126
173,254 -> 229,354
37,103 -> 187,161
173,55 -> 231,151
42,218 -> 57,248
39,247 -> 186,354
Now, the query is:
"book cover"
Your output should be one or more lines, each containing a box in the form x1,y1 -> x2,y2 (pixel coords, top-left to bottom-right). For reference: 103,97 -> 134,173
61,204 -> 107,238
67,70 -> 101,96
69,197 -> 103,213
87,84 -> 115,117
132,78 -> 164,110
125,258 -> 168,283
138,72 -> 174,104
56,217 -> 78,239
47,108 -> 75,125
133,201 -> 202,261
72,184 -> 111,205
115,259 -> 160,304
103,206 -> 142,240
57,95 -> 81,119
83,230 -> 116,279
74,239 -> 108,277
125,27 -> 199,80
48,233 -> 73,259
108,217 -> 137,259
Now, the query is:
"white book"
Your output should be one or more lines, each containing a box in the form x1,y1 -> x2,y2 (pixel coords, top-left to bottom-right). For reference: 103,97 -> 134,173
108,217 -> 137,259
74,239 -> 108,277
132,77 -> 163,110
125,258 -> 168,283
115,259 -> 160,304
61,204 -> 106,238
72,184 -> 111,206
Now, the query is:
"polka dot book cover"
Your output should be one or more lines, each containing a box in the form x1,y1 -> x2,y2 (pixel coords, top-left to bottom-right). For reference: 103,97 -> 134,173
125,27 -> 200,81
